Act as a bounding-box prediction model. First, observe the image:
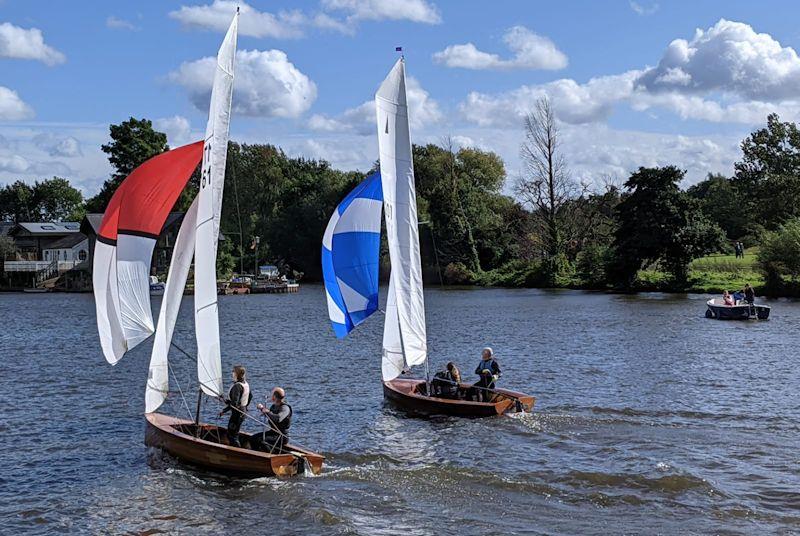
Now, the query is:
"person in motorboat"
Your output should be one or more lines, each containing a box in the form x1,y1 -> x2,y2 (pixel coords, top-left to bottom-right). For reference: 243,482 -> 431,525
473,347 -> 501,402
431,361 -> 462,399
744,283 -> 755,304
251,387 -> 292,453
218,365 -> 252,448
722,290 -> 734,306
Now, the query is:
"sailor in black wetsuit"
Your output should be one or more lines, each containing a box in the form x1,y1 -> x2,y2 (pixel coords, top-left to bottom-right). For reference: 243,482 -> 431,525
251,387 -> 292,453
474,347 -> 501,402
218,365 -> 251,448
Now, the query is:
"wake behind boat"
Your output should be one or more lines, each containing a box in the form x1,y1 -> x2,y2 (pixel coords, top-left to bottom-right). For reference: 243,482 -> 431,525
322,55 -> 535,417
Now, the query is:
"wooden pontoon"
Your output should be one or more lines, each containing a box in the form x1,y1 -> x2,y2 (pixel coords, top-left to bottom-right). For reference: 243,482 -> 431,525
383,378 -> 535,417
145,413 -> 324,477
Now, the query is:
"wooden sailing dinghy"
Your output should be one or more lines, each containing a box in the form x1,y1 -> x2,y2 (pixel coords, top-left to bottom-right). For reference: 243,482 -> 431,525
93,10 -> 323,476
322,56 -> 535,417
145,413 -> 323,476
383,378 -> 535,417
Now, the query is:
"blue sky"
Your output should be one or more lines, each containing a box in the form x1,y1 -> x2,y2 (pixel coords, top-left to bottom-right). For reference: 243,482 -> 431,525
2,0 -> 800,195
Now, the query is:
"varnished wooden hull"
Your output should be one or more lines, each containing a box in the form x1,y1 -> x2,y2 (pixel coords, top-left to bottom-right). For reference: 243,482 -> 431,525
144,412 -> 324,477
383,378 -> 535,417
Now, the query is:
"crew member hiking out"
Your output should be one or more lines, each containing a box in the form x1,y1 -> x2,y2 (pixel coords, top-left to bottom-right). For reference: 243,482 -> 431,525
218,365 -> 251,448
251,387 -> 292,453
474,347 -> 501,402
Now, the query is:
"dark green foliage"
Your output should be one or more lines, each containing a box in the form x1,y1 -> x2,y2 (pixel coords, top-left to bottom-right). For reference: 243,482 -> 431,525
611,166 -> 725,287
687,173 -> 748,239
85,118 -> 169,212
758,219 -> 800,294
0,177 -> 83,222
414,143 -> 512,274
733,113 -> 800,228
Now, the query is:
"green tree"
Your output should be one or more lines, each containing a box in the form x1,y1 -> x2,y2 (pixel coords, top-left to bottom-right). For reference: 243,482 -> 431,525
85,118 -> 169,212
414,142 -> 514,276
611,166 -> 725,287
0,181 -> 36,222
33,177 -> 84,221
758,219 -> 800,285
688,173 -> 748,240
0,177 -> 83,222
733,113 -> 800,228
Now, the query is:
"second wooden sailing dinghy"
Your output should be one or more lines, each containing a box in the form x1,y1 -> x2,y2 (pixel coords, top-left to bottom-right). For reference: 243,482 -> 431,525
322,57 -> 535,417
93,10 -> 323,477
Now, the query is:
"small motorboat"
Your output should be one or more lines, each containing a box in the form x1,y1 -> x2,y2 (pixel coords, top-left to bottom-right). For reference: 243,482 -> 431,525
149,279 -> 165,296
23,287 -> 50,293
706,298 -> 770,320
145,413 -> 323,477
383,378 -> 535,417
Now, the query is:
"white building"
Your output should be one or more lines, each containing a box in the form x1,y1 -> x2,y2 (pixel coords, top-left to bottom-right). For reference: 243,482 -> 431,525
43,233 -> 89,265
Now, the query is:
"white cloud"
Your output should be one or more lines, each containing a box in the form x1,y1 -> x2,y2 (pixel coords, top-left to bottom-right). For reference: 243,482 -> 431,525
0,22 -> 65,65
433,26 -> 567,70
154,115 -> 194,147
322,0 -> 441,24
169,49 -> 317,118
106,16 -> 139,31
169,0 -> 350,39
459,20 -> 800,128
33,133 -> 82,157
460,71 -> 639,127
637,19 -> 800,101
308,76 -> 442,134
0,86 -> 34,120
0,124 -> 112,194
630,1 -> 659,16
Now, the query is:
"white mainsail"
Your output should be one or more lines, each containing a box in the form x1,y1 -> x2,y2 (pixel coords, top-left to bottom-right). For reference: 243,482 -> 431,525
145,198 -> 199,413
376,58 -> 427,380
194,11 -> 238,397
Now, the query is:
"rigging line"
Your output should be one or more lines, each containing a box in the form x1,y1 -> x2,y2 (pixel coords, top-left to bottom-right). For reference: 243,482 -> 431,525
169,339 -> 310,448
230,146 -> 245,277
168,360 -> 194,421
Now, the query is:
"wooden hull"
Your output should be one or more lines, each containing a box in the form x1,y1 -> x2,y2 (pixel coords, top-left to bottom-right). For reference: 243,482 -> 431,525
383,378 -> 535,417
706,299 -> 770,320
144,413 -> 324,477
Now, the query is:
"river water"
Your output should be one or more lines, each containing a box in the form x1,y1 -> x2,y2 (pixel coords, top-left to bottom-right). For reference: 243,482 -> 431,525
1,287 -> 798,535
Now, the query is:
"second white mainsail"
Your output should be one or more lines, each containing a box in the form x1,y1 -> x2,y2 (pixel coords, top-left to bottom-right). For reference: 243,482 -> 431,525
376,58 -> 427,380
194,11 -> 238,398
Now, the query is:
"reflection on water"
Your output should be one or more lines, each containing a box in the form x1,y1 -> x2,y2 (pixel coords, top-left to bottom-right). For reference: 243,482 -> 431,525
1,287 -> 799,534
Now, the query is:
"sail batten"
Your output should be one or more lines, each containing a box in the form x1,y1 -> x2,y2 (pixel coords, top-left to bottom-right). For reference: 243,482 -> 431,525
194,11 -> 238,398
376,58 -> 427,377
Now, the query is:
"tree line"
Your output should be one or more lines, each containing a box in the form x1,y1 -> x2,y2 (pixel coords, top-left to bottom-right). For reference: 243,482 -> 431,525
3,109 -> 800,294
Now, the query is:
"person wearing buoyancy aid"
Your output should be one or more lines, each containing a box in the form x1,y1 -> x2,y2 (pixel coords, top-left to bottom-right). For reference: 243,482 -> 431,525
432,362 -> 462,398
251,387 -> 292,453
473,347 -> 501,402
218,365 -> 251,448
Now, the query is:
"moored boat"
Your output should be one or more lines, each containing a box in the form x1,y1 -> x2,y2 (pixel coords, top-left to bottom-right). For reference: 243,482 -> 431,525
706,298 -> 770,320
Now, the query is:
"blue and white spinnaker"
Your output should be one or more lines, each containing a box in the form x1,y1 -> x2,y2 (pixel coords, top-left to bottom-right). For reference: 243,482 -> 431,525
322,172 -> 383,338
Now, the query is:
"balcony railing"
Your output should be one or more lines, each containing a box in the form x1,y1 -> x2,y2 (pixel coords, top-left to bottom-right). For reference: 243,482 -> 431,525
4,260 -> 82,272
